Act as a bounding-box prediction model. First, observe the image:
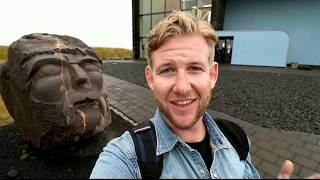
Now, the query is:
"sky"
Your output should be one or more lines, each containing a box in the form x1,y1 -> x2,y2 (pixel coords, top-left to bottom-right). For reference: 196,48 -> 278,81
0,0 -> 133,49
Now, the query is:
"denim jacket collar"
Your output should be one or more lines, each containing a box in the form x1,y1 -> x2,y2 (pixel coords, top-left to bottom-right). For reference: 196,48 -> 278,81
152,109 -> 232,156
203,111 -> 232,150
152,109 -> 179,155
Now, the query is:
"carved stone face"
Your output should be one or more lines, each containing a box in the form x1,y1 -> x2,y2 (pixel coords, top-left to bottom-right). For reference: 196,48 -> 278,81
0,33 -> 111,149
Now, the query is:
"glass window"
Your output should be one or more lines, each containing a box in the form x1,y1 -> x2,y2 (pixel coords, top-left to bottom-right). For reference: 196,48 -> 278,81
199,7 -> 211,22
140,0 -> 151,14
152,0 -> 165,13
165,0 -> 180,12
140,38 -> 147,59
182,9 -> 192,14
140,15 -> 151,37
152,13 -> 164,28
198,0 -> 212,8
181,0 -> 197,10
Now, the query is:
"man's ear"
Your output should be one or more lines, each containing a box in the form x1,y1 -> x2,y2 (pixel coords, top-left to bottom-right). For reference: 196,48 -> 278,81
145,65 -> 154,90
210,62 -> 219,89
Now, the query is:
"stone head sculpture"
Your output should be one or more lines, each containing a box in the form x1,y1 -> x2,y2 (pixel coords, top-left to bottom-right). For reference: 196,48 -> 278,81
0,33 -> 111,149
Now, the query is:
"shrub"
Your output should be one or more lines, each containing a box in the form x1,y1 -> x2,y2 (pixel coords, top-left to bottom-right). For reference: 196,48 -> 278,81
93,47 -> 132,60
0,46 -> 8,64
0,46 -> 132,63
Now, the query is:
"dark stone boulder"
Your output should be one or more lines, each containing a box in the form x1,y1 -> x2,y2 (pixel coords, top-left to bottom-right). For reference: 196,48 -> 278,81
0,33 -> 112,149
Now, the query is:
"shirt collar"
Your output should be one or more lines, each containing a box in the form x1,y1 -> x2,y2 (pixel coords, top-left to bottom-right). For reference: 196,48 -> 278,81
151,109 -> 179,155
203,111 -> 232,149
151,109 -> 232,155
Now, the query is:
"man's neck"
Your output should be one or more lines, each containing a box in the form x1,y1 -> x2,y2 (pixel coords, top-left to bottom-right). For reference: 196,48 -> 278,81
165,117 -> 207,143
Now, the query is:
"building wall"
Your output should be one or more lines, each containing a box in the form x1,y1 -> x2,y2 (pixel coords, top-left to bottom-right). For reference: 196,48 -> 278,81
224,0 -> 320,66
218,30 -> 289,67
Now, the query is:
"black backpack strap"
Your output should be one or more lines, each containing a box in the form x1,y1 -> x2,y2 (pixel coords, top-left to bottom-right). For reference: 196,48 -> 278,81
215,118 -> 249,160
129,120 -> 163,179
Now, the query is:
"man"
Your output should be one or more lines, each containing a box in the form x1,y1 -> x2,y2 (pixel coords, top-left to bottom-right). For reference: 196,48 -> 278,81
90,11 -> 319,178
0,33 -> 111,149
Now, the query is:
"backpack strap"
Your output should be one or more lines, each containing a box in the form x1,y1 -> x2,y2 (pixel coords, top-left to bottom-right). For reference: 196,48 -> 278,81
129,120 -> 163,179
215,118 -> 249,160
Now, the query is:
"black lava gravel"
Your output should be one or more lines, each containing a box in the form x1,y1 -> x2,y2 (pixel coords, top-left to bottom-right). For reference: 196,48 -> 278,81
0,110 -> 133,178
103,61 -> 320,135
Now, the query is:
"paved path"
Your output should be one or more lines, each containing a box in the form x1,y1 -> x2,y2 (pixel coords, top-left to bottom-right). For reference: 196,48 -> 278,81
105,74 -> 320,179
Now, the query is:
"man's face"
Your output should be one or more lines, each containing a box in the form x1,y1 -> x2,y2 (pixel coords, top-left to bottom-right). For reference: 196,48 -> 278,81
25,52 -> 110,134
145,35 -> 218,131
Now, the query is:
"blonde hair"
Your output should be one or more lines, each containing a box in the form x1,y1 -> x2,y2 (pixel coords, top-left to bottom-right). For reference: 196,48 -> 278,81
146,10 -> 219,67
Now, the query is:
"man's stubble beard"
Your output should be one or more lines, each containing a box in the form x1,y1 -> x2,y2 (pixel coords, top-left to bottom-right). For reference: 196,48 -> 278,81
155,91 -> 212,130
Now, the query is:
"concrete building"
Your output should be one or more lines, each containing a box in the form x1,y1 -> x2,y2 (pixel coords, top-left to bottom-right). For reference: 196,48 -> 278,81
132,0 -> 320,67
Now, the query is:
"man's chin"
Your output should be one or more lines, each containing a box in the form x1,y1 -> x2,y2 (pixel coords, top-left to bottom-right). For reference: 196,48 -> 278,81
160,108 -> 199,129
171,115 -> 199,129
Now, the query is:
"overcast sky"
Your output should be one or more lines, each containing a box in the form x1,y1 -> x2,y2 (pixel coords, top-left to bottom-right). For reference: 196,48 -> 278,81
0,0 -> 133,49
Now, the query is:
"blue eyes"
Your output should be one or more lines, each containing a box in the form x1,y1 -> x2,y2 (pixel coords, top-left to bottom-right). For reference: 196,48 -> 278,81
159,66 -> 203,75
160,68 -> 175,74
189,66 -> 202,71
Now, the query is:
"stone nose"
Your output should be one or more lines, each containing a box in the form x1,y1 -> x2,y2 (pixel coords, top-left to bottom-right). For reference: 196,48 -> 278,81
70,64 -> 92,89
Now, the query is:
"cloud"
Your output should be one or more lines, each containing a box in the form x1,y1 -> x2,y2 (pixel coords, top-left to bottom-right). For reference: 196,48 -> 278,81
0,0 -> 132,49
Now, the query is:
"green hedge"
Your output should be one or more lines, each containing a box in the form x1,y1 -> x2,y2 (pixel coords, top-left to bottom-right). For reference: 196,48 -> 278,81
0,46 -> 8,63
93,47 -> 132,60
0,46 -> 132,63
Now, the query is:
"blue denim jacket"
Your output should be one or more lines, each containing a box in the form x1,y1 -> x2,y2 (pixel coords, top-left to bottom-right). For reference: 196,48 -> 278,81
90,109 -> 261,179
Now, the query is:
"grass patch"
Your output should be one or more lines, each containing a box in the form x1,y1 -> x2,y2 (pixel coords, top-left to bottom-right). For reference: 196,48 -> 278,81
0,96 -> 14,127
0,46 -> 8,64
93,47 -> 132,60
0,45 -> 132,63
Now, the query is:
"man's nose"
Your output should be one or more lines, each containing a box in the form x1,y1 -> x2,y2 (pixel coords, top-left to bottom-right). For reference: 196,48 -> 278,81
172,71 -> 191,95
70,64 -> 92,89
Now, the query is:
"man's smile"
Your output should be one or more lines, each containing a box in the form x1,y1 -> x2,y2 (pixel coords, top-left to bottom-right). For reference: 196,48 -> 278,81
170,98 -> 196,106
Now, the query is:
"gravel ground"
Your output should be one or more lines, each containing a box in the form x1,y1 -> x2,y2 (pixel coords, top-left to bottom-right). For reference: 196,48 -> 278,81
0,111 -> 133,178
103,61 -> 320,135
